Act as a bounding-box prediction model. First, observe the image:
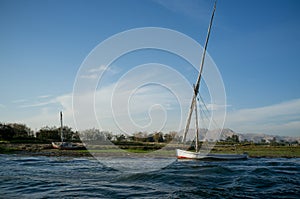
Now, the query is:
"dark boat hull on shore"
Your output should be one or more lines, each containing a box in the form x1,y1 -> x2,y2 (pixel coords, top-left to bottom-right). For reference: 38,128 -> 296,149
52,142 -> 85,150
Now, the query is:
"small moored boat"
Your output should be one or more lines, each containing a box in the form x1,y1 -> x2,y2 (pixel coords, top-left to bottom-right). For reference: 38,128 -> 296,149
51,141 -> 85,150
52,111 -> 85,150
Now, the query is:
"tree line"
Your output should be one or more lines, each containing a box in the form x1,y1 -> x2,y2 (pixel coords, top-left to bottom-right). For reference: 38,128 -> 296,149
0,123 -> 181,143
0,123 -> 182,144
0,123 -> 34,141
0,123 -> 80,143
1,122 -> 298,146
78,129 -> 181,144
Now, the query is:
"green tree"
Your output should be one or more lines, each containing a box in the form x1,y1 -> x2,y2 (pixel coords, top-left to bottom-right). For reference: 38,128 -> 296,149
36,126 -> 75,142
9,123 -> 33,138
0,123 -> 33,141
153,132 -> 164,142
116,134 -> 126,142
225,134 -> 239,143
0,123 -> 15,141
36,126 -> 60,141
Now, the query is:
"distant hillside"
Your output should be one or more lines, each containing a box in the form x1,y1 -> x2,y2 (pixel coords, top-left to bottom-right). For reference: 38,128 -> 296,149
218,128 -> 300,143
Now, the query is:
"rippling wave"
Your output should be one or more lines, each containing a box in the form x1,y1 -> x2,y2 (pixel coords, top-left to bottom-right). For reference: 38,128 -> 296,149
0,154 -> 299,198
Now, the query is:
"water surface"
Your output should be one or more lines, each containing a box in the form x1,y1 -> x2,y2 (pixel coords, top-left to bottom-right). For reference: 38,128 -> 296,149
0,154 -> 299,198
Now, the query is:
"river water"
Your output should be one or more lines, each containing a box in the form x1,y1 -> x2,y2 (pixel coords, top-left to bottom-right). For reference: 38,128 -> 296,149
0,154 -> 299,198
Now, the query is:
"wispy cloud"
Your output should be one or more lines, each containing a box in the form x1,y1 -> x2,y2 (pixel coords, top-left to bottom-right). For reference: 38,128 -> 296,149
225,98 -> 300,136
13,96 -> 52,106
17,94 -> 68,109
9,91 -> 300,137
74,64 -> 194,133
9,57 -> 300,137
88,65 -> 108,73
80,65 -> 119,79
17,93 -> 74,129
38,95 -> 52,99
12,99 -> 27,103
205,103 -> 231,111
19,99 -> 57,108
153,0 -> 210,21
79,74 -> 98,79
0,104 -> 5,108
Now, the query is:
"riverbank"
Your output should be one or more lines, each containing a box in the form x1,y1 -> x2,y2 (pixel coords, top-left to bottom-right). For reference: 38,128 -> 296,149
1,143 -> 300,158
213,144 -> 300,158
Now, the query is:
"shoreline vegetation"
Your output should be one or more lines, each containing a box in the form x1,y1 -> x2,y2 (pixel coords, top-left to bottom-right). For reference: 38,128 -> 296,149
1,122 -> 300,158
1,142 -> 300,158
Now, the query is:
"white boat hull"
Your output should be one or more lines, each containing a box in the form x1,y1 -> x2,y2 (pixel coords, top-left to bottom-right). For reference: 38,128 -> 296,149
176,149 -> 248,160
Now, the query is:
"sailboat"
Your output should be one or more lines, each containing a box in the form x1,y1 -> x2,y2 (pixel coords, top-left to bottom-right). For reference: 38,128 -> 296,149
52,111 -> 85,150
176,2 -> 248,160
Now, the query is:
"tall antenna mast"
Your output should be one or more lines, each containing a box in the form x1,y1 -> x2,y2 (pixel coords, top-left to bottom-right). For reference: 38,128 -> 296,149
60,111 -> 64,142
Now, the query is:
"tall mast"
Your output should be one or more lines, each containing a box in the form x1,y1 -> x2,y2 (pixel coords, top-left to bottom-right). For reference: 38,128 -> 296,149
182,1 -> 217,143
194,94 -> 199,152
60,111 -> 64,142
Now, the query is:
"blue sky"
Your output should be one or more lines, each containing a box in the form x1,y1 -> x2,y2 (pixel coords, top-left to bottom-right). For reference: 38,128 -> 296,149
0,0 -> 299,137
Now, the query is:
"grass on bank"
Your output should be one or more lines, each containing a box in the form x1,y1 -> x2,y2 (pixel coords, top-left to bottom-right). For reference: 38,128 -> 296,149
1,141 -> 300,158
50,144 -> 300,158
210,144 -> 300,158
0,146 -> 17,153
